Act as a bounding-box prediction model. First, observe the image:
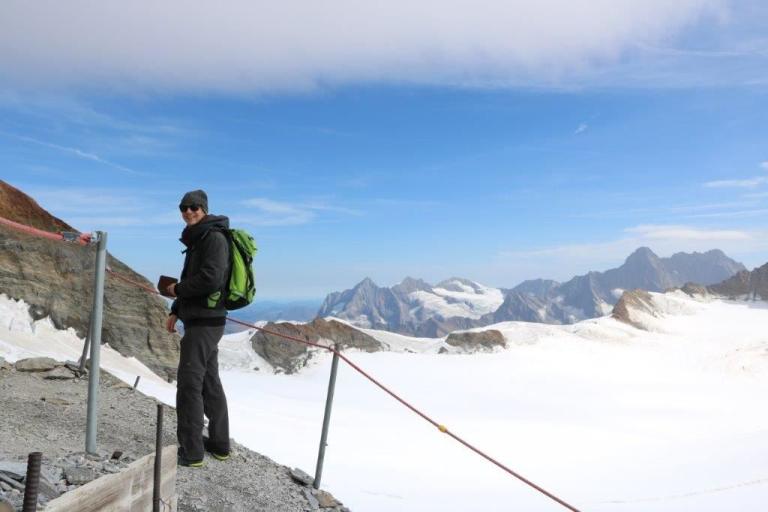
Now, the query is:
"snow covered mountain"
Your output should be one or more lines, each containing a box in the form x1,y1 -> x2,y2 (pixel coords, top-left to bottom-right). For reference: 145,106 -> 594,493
318,247 -> 745,335
317,276 -> 504,336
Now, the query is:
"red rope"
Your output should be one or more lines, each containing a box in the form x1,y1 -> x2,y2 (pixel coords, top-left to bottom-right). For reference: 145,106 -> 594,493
0,214 -> 582,511
0,215 -> 91,245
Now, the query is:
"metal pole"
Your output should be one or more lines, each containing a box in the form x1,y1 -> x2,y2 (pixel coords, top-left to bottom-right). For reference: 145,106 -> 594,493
313,347 -> 340,489
77,308 -> 93,374
85,231 -> 108,454
153,404 -> 164,512
22,452 -> 42,512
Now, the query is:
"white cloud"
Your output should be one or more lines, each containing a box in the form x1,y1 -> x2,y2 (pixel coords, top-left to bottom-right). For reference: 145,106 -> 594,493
0,0 -> 723,92
239,198 -> 359,226
761,161 -> 768,170
574,123 -> 589,135
624,224 -> 750,240
497,224 -> 768,282
703,177 -> 768,188
1,132 -> 140,174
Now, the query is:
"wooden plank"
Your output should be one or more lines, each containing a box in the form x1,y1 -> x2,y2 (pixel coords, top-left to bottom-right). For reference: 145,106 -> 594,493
46,445 -> 177,512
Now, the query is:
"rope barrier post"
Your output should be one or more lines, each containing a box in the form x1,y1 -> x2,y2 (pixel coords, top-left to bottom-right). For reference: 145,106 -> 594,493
153,404 -> 164,512
313,345 -> 340,490
21,451 -> 42,512
85,231 -> 108,454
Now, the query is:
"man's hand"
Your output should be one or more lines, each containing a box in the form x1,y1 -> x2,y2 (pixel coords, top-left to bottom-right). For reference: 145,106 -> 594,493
166,314 -> 178,333
165,283 -> 177,298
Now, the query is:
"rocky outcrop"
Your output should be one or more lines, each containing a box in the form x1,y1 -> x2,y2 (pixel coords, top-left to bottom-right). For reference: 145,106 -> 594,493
611,289 -> 656,329
679,282 -> 709,298
250,318 -> 383,373
708,262 -> 768,300
445,329 -> 506,351
0,181 -> 180,378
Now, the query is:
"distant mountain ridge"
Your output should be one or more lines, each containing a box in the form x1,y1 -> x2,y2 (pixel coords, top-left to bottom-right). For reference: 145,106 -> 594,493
317,247 -> 745,336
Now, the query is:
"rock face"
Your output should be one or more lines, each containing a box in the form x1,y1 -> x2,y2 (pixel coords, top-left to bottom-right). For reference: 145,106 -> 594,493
318,247 -> 745,336
445,330 -> 506,351
0,180 -> 180,378
709,262 -> 768,300
251,318 -> 384,373
680,282 -> 709,297
611,289 -> 656,329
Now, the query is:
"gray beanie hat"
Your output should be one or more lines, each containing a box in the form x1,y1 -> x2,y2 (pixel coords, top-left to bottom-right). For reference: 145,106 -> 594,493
180,189 -> 208,213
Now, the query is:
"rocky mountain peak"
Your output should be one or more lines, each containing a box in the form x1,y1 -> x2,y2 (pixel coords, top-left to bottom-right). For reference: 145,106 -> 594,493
394,277 -> 432,294
624,246 -> 661,266
0,180 -> 74,232
355,277 -> 378,289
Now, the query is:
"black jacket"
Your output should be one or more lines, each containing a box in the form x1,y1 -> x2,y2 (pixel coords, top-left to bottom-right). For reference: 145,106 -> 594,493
171,215 -> 230,325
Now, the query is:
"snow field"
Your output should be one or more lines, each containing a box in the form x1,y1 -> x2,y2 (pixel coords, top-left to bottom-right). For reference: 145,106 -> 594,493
2,292 -> 768,510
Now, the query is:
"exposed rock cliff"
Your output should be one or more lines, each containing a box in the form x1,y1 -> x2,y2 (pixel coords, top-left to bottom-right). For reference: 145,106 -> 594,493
611,289 -> 657,329
0,180 -> 179,377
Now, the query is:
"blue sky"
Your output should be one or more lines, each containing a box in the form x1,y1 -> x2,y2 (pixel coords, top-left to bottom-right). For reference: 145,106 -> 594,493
1,1 -> 767,299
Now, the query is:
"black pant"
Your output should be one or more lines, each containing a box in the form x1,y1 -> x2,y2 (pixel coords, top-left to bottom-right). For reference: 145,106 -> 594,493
177,323 -> 230,460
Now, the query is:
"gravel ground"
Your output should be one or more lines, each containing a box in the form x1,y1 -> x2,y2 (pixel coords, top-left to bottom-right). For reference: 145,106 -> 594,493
0,366 -> 346,511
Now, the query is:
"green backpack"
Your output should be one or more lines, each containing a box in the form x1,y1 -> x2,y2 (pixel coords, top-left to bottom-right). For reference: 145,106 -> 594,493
207,228 -> 258,310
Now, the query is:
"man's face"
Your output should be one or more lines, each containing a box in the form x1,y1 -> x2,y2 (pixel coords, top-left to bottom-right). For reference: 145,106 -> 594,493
180,204 -> 206,226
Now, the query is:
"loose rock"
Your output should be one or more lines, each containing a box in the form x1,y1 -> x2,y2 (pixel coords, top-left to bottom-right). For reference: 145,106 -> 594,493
15,357 -> 58,372
303,487 -> 319,510
316,490 -> 341,508
290,468 -> 314,486
43,367 -> 77,380
63,466 -> 96,485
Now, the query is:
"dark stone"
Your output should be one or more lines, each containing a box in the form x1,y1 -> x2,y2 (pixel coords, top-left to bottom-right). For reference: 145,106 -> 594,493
28,304 -> 48,321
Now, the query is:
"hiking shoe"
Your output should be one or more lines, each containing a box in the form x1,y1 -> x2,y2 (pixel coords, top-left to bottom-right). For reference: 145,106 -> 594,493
203,436 -> 231,461
177,455 -> 204,468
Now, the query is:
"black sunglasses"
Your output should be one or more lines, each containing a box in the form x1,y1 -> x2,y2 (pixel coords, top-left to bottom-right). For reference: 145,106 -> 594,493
179,204 -> 202,212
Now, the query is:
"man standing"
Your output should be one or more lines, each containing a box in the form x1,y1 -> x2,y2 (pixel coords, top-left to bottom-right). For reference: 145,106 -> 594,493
165,189 -> 231,467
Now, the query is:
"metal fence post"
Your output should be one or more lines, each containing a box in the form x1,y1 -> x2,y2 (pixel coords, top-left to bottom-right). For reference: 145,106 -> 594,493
85,231 -> 108,454
313,346 -> 340,489
153,404 -> 164,512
